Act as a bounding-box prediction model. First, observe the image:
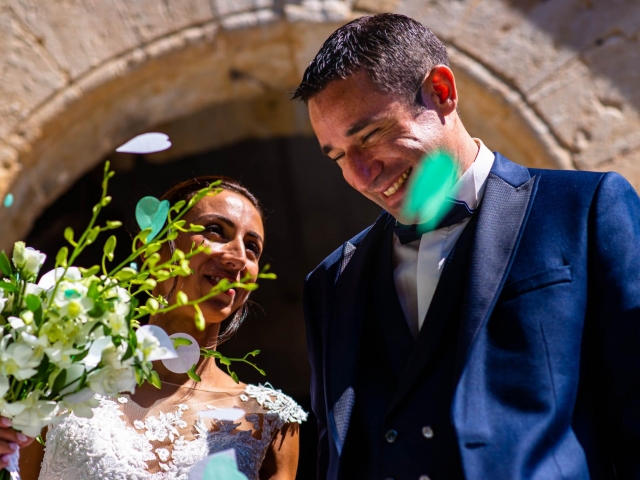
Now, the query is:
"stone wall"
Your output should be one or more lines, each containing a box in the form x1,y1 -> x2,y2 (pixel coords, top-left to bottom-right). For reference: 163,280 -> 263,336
0,0 -> 638,248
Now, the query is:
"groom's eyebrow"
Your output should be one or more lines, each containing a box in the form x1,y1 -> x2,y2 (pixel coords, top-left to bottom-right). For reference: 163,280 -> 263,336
320,117 -> 376,155
345,118 -> 373,137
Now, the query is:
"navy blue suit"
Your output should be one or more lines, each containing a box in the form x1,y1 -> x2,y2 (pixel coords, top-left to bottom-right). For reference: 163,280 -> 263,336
303,154 -> 640,479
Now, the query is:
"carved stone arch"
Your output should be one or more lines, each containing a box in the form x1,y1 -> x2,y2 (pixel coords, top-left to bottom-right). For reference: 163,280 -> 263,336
2,0 -> 639,249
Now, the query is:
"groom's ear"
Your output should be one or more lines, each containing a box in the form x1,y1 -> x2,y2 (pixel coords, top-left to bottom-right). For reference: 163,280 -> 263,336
418,65 -> 458,118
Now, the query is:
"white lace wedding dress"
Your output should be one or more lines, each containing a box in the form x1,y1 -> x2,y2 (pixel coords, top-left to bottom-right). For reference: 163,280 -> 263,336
38,383 -> 307,480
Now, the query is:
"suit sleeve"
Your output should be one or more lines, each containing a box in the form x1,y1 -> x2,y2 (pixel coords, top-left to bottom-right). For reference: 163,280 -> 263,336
591,172 -> 640,477
303,271 -> 330,480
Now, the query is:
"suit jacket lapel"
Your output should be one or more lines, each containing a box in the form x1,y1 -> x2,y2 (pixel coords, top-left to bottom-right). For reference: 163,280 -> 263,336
455,154 -> 539,379
326,212 -> 393,451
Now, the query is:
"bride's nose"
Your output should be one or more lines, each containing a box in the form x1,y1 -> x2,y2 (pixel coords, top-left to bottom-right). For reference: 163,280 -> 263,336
219,237 -> 247,271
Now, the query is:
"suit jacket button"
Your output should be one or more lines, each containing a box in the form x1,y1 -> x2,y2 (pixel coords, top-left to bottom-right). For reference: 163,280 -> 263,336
422,426 -> 434,439
385,429 -> 398,443
419,476 -> 431,480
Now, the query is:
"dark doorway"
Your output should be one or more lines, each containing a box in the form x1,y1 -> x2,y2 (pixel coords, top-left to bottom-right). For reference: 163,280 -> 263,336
26,135 -> 381,478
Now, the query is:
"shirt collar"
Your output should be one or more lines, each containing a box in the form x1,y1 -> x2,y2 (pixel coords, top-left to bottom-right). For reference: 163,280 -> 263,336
448,138 -> 495,210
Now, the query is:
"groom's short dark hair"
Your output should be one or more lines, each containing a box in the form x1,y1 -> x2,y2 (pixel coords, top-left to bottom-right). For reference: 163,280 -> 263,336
292,13 -> 450,105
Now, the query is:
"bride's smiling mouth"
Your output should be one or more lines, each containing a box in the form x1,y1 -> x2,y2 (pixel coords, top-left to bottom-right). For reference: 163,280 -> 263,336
204,274 -> 236,297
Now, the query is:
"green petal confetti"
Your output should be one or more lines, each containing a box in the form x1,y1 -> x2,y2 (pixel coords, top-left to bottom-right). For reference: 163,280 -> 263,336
3,193 -> 13,207
203,454 -> 248,480
402,150 -> 460,233
135,196 -> 170,243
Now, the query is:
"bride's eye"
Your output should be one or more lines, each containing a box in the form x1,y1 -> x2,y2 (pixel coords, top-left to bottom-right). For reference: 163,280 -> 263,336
245,241 -> 261,258
204,224 -> 224,237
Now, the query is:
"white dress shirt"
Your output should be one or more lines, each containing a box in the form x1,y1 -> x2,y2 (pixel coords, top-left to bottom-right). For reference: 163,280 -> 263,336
392,139 -> 495,339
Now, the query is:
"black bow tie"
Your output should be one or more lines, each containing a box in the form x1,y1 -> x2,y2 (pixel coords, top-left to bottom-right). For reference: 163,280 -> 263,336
394,199 -> 475,245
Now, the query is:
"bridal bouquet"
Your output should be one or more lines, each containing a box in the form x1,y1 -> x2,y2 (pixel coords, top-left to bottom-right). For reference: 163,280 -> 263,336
0,160 -> 270,478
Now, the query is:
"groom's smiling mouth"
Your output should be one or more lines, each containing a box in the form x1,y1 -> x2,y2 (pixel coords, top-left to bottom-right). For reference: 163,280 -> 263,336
383,168 -> 412,197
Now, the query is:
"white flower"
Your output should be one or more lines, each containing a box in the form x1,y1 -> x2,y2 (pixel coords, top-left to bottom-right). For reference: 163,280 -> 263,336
0,335 -> 42,380
12,242 -> 46,278
135,325 -> 177,362
8,392 -> 59,437
44,340 -> 82,369
8,316 -> 25,330
87,364 -> 136,397
37,267 -> 82,291
51,281 -> 93,320
60,388 -> 99,419
24,282 -> 44,298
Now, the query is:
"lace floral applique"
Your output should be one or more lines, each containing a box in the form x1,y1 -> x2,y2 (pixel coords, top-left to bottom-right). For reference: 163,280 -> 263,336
38,386 -> 307,480
135,404 -> 189,443
242,383 -> 308,424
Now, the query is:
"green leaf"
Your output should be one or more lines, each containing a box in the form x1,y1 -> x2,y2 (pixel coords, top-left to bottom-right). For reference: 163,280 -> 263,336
171,200 -> 186,212
172,337 -> 193,348
138,228 -> 152,244
114,267 -> 137,282
149,370 -> 161,389
0,281 -> 17,293
154,270 -> 170,282
71,348 -> 89,363
218,357 -> 231,366
0,251 -> 12,276
256,368 -> 266,376
187,364 -> 201,382
166,230 -> 179,241
249,349 -> 260,357
79,265 -> 101,277
25,294 -> 41,312
145,243 -> 162,255
36,356 -> 51,378
86,226 -> 100,245
121,343 -> 134,362
103,235 -> 117,262
36,434 -> 45,447
51,369 -> 67,394
189,224 -> 205,232
87,302 -> 106,318
230,371 -> 239,384
139,279 -> 157,291
101,196 -> 112,207
63,227 -> 75,245
55,246 -> 69,268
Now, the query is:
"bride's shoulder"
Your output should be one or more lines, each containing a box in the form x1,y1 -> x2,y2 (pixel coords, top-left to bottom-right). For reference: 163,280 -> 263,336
239,383 -> 308,425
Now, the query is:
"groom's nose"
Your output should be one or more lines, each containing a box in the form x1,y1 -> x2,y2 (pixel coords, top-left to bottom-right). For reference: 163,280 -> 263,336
342,147 -> 383,193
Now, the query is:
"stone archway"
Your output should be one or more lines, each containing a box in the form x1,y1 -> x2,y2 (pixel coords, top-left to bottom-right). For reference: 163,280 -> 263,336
2,0 -> 640,250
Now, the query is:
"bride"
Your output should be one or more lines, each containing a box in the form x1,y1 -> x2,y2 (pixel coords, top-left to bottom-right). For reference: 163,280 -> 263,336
18,176 -> 306,480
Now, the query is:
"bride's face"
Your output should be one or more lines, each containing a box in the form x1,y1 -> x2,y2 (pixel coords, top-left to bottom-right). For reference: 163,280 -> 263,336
156,189 -> 264,325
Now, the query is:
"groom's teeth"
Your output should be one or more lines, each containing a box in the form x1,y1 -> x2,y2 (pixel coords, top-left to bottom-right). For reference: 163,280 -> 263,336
383,169 -> 411,197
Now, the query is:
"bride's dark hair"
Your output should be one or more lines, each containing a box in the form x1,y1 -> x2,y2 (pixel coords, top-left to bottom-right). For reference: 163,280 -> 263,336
159,175 -> 264,345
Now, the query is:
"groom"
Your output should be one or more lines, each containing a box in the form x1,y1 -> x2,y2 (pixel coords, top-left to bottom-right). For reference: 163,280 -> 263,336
295,13 -> 640,480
